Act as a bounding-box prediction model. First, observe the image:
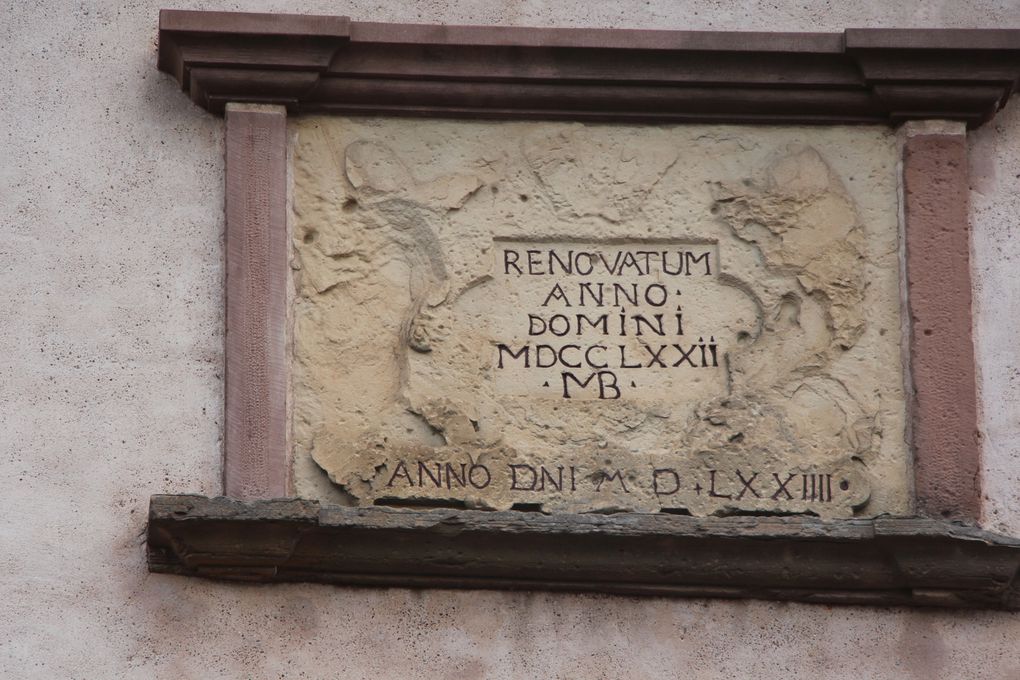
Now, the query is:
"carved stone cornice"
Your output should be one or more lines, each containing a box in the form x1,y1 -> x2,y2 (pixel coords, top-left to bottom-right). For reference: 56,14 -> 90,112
158,9 -> 1020,126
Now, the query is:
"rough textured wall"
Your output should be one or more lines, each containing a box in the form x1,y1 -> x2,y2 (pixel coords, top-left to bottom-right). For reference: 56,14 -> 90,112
2,1 -> 1019,678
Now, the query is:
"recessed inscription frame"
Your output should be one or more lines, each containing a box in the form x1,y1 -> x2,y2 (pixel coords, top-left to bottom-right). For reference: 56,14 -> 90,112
147,10 -> 1020,609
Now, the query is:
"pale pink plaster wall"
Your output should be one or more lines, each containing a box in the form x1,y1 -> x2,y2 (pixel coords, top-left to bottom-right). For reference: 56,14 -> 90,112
2,1 -> 1019,678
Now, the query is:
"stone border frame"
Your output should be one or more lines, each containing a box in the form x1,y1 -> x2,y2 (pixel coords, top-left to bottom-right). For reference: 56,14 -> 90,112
223,103 -> 289,499
149,9 -> 1020,607
901,124 -> 982,520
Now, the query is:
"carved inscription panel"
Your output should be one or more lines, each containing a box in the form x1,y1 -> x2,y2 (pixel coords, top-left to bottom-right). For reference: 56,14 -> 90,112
492,242 -> 731,401
290,118 -> 906,518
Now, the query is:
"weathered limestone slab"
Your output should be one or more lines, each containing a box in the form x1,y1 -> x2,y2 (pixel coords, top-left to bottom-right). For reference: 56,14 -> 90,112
290,119 -> 907,518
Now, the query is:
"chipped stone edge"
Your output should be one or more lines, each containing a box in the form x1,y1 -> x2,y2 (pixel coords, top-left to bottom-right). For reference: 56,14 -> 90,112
902,120 -> 967,138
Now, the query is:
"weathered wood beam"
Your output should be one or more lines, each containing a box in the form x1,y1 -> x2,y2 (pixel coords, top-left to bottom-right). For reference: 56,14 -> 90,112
148,495 -> 1020,609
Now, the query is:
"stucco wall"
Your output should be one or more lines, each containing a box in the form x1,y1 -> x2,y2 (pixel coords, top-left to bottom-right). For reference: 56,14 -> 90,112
2,1 -> 1019,678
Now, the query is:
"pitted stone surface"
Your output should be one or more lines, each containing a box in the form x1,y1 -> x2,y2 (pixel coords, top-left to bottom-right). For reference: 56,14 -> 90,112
290,118 -> 906,518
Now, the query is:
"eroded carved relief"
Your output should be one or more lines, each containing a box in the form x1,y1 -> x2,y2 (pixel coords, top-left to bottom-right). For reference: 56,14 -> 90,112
290,119 -> 906,518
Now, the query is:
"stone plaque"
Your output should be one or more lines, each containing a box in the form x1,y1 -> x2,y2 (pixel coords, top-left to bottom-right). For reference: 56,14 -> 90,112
291,118 -> 906,519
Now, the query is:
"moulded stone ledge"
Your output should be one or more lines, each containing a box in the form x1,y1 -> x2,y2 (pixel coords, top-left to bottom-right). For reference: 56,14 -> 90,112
157,9 -> 1020,126
147,494 -> 1020,610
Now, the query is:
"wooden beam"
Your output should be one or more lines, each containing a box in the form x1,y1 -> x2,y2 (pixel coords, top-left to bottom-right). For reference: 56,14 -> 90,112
148,495 -> 1020,609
